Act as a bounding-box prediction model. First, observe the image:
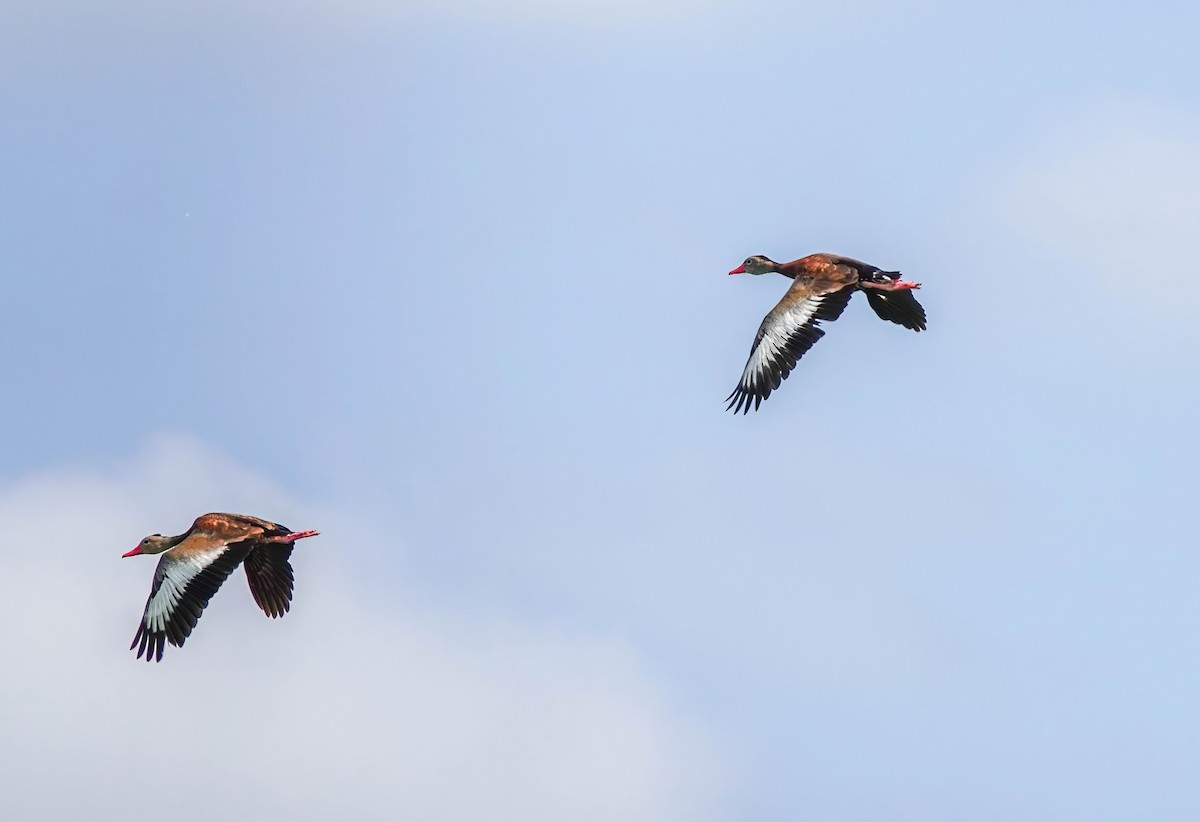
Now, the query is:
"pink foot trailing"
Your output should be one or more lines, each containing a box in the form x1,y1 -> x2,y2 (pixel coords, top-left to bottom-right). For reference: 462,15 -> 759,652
858,276 -> 921,291
259,529 -> 319,544
281,530 -> 320,542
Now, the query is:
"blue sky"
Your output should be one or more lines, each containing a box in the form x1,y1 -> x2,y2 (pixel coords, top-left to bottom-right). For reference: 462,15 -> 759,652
2,0 -> 1200,818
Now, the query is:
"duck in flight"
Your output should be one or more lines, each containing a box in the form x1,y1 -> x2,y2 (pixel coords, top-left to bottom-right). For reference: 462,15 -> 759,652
726,253 -> 926,413
123,512 -> 319,662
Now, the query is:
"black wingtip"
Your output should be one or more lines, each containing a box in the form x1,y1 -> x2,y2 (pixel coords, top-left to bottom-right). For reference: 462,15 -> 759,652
864,288 -> 927,332
725,387 -> 765,414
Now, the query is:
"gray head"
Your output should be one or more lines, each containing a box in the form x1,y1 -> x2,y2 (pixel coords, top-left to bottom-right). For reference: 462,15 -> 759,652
121,533 -> 178,557
728,255 -> 779,276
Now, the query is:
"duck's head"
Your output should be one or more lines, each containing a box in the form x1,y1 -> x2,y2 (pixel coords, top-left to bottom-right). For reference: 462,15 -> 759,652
122,534 -> 175,558
728,255 -> 778,276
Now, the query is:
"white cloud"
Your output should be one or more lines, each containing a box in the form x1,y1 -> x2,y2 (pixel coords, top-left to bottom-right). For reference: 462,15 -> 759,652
1002,103 -> 1200,301
0,434 -> 723,821
415,0 -> 718,23
2,0 -> 922,43
6,0 -> 720,32
257,0 -> 936,27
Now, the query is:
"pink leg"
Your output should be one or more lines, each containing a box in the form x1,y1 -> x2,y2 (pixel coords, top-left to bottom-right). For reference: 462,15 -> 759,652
266,530 -> 320,543
861,278 -> 921,292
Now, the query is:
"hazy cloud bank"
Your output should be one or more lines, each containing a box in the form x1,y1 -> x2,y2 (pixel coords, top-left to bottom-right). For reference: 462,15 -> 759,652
0,434 -> 723,821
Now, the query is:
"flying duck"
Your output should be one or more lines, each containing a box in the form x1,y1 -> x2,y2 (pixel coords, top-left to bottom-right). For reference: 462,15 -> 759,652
123,512 -> 319,662
725,253 -> 926,413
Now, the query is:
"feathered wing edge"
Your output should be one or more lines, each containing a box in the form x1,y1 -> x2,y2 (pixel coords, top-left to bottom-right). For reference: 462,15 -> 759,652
131,543 -> 255,662
243,544 -> 296,619
726,284 -> 856,413
863,286 -> 926,331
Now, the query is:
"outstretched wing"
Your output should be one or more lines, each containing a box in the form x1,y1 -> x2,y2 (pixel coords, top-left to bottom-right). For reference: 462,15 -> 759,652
131,542 -> 254,662
243,544 -> 296,619
862,285 -> 926,331
726,280 -> 856,414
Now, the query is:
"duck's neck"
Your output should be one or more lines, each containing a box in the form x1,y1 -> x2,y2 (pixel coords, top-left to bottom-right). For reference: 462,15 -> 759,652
151,532 -> 188,554
751,258 -> 786,277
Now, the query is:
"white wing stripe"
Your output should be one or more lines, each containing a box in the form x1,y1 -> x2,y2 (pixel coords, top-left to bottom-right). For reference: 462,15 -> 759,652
742,295 -> 822,386
145,547 -> 227,631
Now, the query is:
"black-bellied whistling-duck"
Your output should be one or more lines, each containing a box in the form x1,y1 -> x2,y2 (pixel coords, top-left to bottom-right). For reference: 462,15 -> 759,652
122,513 -> 319,662
726,253 -> 926,413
